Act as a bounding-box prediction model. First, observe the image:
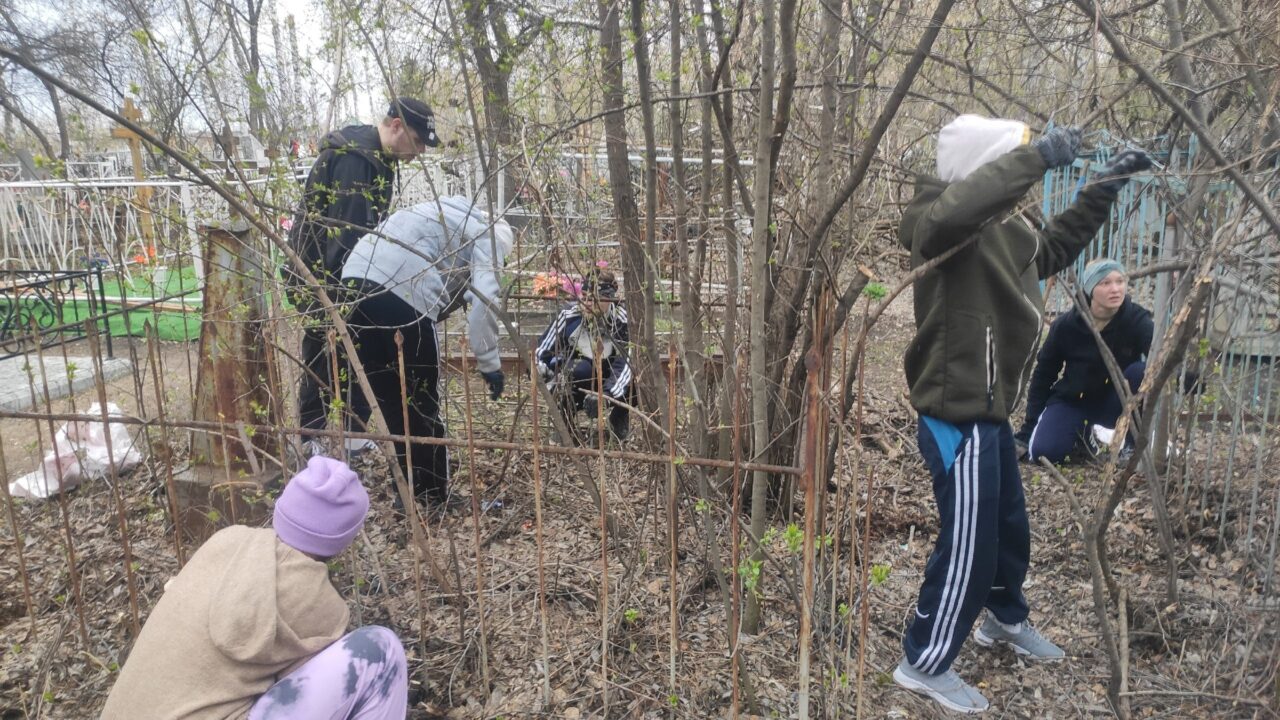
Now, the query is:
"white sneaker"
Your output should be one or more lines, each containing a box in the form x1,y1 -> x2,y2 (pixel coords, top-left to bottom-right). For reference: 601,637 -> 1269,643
1091,424 -> 1116,446
344,438 -> 378,457
893,658 -> 990,714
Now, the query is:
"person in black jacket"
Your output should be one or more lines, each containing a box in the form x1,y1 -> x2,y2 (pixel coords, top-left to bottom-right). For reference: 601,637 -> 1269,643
1018,258 -> 1152,463
285,97 -> 439,451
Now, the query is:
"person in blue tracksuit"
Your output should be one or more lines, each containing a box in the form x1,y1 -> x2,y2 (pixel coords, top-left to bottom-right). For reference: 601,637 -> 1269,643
535,269 -> 631,440
1018,258 -> 1153,463
894,114 -> 1152,714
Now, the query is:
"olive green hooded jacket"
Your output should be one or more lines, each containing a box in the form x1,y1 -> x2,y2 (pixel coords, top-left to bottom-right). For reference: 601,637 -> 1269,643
900,144 -> 1115,424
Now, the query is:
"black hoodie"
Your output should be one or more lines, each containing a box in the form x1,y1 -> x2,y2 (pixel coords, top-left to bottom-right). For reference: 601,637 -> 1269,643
287,125 -> 397,284
1019,295 -> 1153,438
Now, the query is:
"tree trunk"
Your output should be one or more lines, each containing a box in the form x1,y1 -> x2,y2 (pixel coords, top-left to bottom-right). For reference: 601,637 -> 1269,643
0,87 -> 55,160
694,0 -> 740,464
322,3 -> 346,134
246,0 -> 265,140
768,0 -> 844,478
670,0 -> 708,456
0,72 -> 10,143
629,0 -> 667,432
40,78 -> 70,161
0,9 -> 70,160
599,0 -> 656,433
461,0 -> 518,208
742,0 -> 776,636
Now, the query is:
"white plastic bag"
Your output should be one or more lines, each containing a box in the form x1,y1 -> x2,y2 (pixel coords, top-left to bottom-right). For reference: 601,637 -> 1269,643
9,402 -> 142,499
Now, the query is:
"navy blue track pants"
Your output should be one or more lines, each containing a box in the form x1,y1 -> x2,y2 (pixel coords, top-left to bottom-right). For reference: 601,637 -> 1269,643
1028,361 -> 1146,464
903,417 -> 1030,675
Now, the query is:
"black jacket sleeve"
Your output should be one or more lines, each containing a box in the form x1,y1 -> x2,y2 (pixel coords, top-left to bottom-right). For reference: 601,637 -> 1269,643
1136,308 -> 1154,359
1035,187 -> 1114,279
1020,322 -> 1064,438
536,307 -> 572,366
316,151 -> 385,272
605,310 -> 632,399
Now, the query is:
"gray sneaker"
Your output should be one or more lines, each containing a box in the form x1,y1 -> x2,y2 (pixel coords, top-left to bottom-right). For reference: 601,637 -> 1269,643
302,439 -> 328,458
893,658 -> 990,714
344,437 -> 378,458
973,615 -> 1065,660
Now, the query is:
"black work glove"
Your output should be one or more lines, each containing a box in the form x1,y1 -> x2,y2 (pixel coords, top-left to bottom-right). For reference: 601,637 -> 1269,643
1094,149 -> 1154,195
480,370 -> 504,400
1182,370 -> 1202,395
582,395 -> 600,419
1032,126 -> 1083,169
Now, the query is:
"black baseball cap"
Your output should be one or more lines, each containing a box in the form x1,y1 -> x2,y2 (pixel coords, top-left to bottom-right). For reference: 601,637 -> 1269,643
387,97 -> 440,147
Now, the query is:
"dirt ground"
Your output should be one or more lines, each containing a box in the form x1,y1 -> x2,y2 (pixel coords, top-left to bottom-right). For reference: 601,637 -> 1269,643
0,291 -> 1277,719
0,337 -> 198,481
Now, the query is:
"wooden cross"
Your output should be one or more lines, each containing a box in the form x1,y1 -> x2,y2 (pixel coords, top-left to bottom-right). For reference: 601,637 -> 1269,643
110,99 -> 143,137
217,124 -> 243,218
111,98 -> 155,243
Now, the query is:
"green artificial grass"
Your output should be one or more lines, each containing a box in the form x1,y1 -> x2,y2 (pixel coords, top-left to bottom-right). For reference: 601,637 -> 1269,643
101,264 -> 202,299
60,300 -> 199,341
1,264 -> 204,344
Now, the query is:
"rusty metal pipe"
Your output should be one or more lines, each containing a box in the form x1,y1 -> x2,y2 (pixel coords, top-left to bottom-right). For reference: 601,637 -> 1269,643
0,410 -> 803,476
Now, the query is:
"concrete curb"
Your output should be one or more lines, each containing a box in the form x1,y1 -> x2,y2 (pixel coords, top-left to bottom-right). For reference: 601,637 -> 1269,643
0,355 -> 134,412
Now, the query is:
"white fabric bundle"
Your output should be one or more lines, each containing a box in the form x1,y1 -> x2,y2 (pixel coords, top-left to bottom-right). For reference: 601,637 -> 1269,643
10,402 -> 142,499
937,115 -> 1031,182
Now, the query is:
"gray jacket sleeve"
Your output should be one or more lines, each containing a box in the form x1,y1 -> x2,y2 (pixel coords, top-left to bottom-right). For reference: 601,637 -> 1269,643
464,217 -> 512,374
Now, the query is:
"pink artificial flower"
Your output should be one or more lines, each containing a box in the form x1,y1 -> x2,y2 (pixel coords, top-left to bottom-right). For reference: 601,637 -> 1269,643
595,259 -> 609,269
559,276 -> 583,297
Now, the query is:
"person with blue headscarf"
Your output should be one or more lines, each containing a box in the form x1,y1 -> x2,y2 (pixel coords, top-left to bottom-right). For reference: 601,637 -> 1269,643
1017,258 -> 1153,463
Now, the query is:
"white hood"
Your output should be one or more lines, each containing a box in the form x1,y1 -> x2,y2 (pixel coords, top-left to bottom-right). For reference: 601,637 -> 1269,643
936,115 -> 1031,183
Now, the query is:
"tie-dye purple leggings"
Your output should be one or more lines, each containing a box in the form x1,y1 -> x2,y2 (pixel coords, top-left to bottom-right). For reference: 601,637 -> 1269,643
248,625 -> 408,720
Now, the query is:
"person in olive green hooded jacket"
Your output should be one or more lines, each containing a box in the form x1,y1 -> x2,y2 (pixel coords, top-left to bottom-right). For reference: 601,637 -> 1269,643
891,115 -> 1153,714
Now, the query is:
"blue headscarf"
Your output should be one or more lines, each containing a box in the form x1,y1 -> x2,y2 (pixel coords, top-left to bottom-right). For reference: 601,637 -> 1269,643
1081,258 -> 1125,299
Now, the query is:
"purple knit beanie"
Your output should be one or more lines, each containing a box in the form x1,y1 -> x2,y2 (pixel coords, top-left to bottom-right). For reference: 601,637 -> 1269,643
273,456 -> 369,557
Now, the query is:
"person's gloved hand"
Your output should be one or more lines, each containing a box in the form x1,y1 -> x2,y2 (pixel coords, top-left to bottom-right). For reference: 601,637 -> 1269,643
1032,126 -> 1083,169
582,395 -> 600,419
536,361 -> 553,381
480,370 -> 504,400
1013,427 -> 1032,462
1094,149 -> 1154,195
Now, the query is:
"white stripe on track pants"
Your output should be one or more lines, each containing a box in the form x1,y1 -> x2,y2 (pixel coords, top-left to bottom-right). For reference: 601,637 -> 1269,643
903,417 -> 1031,675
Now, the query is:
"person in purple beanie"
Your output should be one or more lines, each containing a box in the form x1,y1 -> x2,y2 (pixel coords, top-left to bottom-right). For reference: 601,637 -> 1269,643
102,456 -> 408,720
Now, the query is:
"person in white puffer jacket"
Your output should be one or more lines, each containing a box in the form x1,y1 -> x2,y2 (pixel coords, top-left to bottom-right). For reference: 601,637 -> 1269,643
339,195 -> 512,506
